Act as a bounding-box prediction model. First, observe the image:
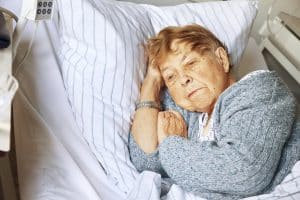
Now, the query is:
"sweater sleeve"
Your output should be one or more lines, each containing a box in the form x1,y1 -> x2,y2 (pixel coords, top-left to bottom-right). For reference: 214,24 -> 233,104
266,105 -> 300,191
158,72 -> 297,197
128,132 -> 167,176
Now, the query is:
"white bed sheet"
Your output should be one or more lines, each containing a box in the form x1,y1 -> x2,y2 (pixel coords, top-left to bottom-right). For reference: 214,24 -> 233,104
9,2 -> 300,200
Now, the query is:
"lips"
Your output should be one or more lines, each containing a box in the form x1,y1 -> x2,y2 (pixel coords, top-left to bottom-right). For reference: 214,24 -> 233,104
188,88 -> 203,98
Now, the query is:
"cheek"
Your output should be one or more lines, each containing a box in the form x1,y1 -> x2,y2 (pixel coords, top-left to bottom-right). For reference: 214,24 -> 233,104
169,87 -> 187,103
170,88 -> 182,100
173,93 -> 184,104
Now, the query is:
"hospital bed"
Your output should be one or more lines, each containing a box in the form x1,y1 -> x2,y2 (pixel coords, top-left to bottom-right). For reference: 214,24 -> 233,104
4,0 -> 300,199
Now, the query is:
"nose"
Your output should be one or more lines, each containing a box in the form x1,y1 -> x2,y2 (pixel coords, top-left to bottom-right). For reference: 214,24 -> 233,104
180,75 -> 192,87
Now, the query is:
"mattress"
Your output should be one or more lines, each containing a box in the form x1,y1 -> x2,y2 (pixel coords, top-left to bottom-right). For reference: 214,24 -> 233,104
7,1 -> 300,200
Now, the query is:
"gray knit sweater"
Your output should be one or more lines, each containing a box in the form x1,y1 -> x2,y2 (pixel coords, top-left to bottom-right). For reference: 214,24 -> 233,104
129,71 -> 300,199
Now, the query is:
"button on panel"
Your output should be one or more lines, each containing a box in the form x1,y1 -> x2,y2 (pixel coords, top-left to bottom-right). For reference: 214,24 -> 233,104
35,0 -> 54,20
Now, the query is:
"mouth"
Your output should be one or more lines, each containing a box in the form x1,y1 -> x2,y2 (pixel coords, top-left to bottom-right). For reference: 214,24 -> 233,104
188,88 -> 204,98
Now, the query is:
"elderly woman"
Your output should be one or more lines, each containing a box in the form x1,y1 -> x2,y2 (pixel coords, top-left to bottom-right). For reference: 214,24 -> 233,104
129,24 -> 298,199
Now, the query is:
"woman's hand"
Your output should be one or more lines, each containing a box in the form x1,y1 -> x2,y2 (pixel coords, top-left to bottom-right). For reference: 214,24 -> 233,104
140,59 -> 164,102
157,110 -> 188,144
144,59 -> 164,88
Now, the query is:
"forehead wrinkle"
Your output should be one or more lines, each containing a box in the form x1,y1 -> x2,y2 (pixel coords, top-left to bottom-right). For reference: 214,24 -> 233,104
161,54 -> 187,73
161,42 -> 191,72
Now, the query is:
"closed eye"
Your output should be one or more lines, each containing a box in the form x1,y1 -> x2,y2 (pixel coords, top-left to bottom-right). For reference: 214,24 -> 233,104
167,74 -> 174,81
163,72 -> 176,82
187,60 -> 197,66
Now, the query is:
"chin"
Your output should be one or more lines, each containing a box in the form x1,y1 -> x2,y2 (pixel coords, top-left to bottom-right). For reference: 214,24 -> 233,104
179,104 -> 198,112
176,100 -> 205,113
186,103 -> 211,113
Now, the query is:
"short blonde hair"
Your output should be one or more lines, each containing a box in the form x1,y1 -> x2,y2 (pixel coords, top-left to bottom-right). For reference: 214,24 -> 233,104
145,24 -> 230,68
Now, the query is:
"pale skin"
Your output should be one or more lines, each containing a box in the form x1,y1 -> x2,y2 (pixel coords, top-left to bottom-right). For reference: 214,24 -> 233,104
131,41 -> 235,153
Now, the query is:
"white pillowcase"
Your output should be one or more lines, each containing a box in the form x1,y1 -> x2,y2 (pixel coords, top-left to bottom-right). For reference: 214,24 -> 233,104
56,0 -> 257,194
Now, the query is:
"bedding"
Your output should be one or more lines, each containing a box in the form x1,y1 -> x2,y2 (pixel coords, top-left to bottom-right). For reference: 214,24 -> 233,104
5,0 -> 300,199
12,18 -> 300,200
56,0 -> 257,195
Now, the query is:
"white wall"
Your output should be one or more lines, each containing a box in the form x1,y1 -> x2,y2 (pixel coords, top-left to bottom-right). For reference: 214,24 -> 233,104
251,0 -> 300,43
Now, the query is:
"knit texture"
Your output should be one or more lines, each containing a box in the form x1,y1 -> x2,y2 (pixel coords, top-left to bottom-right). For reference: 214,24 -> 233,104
128,71 -> 299,199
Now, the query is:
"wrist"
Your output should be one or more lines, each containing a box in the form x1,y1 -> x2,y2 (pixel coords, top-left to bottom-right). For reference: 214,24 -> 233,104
135,101 -> 161,111
140,77 -> 162,102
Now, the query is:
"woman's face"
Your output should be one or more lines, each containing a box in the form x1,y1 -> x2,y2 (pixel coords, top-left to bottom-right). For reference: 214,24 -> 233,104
159,41 -> 231,113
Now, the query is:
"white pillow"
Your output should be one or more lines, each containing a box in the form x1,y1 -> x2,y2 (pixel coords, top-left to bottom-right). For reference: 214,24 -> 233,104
56,0 -> 257,194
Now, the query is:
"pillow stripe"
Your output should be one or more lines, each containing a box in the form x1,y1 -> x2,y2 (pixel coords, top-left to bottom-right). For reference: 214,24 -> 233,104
78,2 -> 91,133
189,5 -> 213,36
65,43 -> 76,101
109,6 -> 131,190
96,8 -> 109,170
209,4 -> 234,63
201,4 -> 219,42
238,3 -> 252,44
185,4 -> 197,23
220,3 -> 241,66
92,2 -> 137,191
230,5 -> 246,62
113,10 -> 128,146
98,1 -> 110,154
87,5 -> 96,142
72,0 -> 87,125
65,0 -> 77,98
115,3 -> 146,179
122,5 -> 144,177
145,7 -> 169,28
111,6 -> 139,149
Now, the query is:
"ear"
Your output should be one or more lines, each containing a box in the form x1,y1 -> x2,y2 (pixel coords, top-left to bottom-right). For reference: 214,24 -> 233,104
214,47 -> 230,73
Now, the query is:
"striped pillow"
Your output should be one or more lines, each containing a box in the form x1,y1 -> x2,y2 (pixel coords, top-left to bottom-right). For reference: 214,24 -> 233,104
56,0 -> 257,194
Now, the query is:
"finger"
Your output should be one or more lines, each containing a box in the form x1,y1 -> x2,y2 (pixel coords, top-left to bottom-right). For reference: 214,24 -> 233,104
168,114 -> 176,133
179,120 -> 188,138
160,112 -> 171,135
164,111 -> 174,119
169,110 -> 184,120
168,111 -> 187,137
168,111 -> 181,134
162,111 -> 176,135
150,59 -> 156,66
179,116 -> 187,137
158,112 -> 162,119
175,119 -> 184,135
163,112 -> 172,133
168,111 -> 184,128
148,59 -> 157,69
